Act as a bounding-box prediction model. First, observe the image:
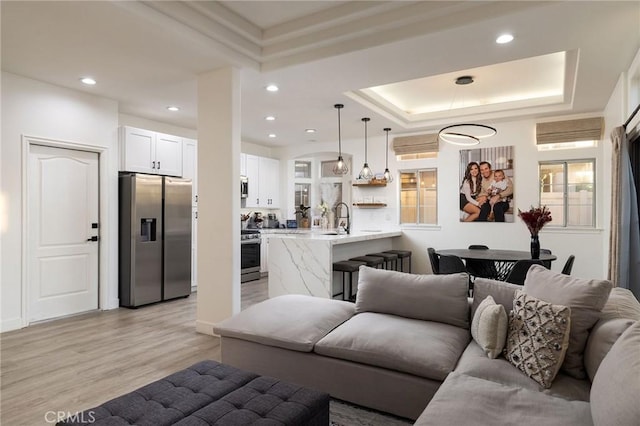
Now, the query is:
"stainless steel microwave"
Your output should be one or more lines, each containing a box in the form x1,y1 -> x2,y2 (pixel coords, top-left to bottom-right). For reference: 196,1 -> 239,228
240,176 -> 248,198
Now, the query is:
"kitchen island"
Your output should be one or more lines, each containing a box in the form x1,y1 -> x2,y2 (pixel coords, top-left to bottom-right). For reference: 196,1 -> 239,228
263,229 -> 402,299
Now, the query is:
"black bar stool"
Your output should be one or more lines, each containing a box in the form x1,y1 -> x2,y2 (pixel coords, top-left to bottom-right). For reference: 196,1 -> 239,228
332,260 -> 366,301
383,250 -> 412,272
350,255 -> 385,269
366,252 -> 398,270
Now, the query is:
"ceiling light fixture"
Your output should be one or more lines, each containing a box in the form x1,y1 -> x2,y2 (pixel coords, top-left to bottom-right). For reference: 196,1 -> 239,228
305,129 -> 316,133
265,115 -> 276,121
438,76 -> 497,146
80,77 -> 96,85
332,104 -> 349,175
382,127 -> 393,183
358,117 -> 374,181
496,34 -> 514,44
268,133 -> 276,138
266,84 -> 279,92
167,106 -> 180,112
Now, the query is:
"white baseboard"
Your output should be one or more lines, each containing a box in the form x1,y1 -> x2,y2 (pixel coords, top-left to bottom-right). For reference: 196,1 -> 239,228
196,320 -> 217,336
1,317 -> 24,333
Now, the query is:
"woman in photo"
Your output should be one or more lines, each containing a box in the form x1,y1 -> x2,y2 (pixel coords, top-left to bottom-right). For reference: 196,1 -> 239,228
459,161 -> 482,222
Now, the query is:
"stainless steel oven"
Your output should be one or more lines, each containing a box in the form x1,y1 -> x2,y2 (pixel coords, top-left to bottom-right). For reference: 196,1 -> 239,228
240,176 -> 248,199
241,230 -> 261,282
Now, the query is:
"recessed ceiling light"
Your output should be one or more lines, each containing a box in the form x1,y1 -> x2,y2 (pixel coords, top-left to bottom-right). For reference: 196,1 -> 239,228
265,116 -> 276,121
266,84 -> 279,92
80,77 -> 96,85
167,106 -> 180,112
305,129 -> 316,133
268,133 -> 276,138
496,34 -> 514,44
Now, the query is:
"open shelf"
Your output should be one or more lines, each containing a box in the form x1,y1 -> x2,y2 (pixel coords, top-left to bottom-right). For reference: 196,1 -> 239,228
352,182 -> 387,187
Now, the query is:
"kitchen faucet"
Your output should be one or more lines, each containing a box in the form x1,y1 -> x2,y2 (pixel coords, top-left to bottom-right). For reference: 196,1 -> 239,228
334,202 -> 350,234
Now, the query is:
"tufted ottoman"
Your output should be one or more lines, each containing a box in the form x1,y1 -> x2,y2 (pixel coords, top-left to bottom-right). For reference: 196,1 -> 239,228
58,360 -> 329,425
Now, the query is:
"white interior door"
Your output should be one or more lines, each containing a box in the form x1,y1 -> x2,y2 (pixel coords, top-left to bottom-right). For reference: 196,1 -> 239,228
28,145 -> 99,322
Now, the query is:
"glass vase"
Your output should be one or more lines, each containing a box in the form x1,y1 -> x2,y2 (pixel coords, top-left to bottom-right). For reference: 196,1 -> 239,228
530,235 -> 540,259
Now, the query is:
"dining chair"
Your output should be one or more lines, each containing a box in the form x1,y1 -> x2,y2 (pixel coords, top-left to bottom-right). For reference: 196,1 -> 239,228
540,248 -> 552,269
561,255 -> 575,275
437,254 -> 468,275
466,245 -> 499,280
427,247 -> 439,274
504,259 -> 545,285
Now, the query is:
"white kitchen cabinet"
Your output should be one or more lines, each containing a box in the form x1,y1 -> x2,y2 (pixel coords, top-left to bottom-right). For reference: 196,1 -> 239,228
119,126 -> 183,176
191,207 -> 198,289
182,138 -> 198,206
244,154 -> 280,208
260,235 -> 268,274
240,153 -> 247,177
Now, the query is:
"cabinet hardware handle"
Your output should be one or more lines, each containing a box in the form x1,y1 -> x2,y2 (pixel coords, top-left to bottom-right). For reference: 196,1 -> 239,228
195,211 -> 198,219
195,195 -> 198,203
257,198 -> 259,204
87,236 -> 99,242
157,161 -> 160,169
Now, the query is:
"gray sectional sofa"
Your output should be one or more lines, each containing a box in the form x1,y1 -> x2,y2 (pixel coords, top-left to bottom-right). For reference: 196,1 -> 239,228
214,265 -> 640,425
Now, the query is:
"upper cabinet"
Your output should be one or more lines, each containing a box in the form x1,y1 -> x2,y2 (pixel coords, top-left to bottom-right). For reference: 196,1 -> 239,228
244,154 -> 280,209
119,126 -> 183,176
182,138 -> 198,206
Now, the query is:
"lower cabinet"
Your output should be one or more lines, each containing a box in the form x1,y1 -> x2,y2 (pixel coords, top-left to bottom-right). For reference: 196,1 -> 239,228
260,235 -> 269,274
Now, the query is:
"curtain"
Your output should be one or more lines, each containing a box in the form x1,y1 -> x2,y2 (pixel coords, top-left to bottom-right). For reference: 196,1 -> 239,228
608,126 -> 640,298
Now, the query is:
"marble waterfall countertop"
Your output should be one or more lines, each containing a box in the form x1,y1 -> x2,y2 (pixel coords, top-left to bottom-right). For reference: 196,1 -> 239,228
265,229 -> 402,299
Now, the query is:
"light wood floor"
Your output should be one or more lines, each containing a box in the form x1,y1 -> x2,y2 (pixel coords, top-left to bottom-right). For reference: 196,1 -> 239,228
0,277 -> 268,426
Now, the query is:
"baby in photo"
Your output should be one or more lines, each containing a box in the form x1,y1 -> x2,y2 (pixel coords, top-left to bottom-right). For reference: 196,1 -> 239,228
488,169 -> 508,221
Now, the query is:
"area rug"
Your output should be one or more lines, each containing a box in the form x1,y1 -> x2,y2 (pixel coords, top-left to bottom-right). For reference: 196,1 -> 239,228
330,399 -> 413,426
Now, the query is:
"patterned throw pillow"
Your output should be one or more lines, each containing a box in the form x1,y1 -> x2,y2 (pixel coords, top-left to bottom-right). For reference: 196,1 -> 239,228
471,295 -> 508,359
504,290 -> 571,389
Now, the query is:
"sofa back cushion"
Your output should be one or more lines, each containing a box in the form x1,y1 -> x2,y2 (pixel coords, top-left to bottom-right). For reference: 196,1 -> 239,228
583,287 -> 640,381
356,267 -> 469,329
590,321 -> 640,426
471,278 -> 521,318
523,265 -> 612,379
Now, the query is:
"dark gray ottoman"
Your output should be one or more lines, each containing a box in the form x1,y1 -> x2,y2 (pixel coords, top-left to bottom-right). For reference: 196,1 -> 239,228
58,360 -> 329,425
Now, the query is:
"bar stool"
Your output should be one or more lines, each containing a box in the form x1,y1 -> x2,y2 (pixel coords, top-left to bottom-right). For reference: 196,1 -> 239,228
366,252 -> 398,271
350,255 -> 385,269
332,260 -> 366,301
383,250 -> 412,272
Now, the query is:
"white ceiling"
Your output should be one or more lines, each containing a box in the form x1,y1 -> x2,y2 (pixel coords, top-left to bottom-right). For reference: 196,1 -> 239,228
2,1 -> 639,147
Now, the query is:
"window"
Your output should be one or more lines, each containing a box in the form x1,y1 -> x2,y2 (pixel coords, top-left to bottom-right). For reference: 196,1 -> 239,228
539,160 -> 595,227
294,161 -> 312,178
400,169 -> 437,225
294,183 -> 310,207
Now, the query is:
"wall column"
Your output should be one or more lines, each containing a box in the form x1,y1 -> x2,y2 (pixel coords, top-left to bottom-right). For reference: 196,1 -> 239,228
196,67 -> 241,335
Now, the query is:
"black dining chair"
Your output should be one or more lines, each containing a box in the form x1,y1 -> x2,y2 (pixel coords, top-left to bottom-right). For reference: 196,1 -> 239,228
540,248 -> 553,269
437,254 -> 468,275
427,247 -> 439,274
504,259 -> 545,285
562,255 -> 575,275
466,245 -> 499,280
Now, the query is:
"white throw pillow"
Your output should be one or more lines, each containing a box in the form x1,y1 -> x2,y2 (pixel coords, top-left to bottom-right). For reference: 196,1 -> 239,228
471,295 -> 508,359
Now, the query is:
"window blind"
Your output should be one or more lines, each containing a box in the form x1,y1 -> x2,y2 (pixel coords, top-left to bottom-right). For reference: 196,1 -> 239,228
536,117 -> 604,144
392,133 -> 439,155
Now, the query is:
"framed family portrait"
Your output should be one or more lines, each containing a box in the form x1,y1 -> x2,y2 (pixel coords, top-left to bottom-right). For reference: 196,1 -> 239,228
459,146 -> 515,223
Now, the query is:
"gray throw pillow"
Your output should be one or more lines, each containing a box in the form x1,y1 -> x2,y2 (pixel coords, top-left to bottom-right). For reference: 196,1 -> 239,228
590,321 -> 640,426
471,295 -> 508,359
504,290 -> 571,389
523,265 -> 612,379
356,266 -> 469,329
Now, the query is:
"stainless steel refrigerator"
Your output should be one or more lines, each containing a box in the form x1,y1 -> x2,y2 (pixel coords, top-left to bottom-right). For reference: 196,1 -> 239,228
119,173 -> 192,307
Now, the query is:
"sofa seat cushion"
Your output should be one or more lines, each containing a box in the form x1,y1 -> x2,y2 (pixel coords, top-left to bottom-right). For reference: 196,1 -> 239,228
414,372 -> 592,426
314,312 -> 470,381
454,340 -> 591,402
213,295 -> 355,352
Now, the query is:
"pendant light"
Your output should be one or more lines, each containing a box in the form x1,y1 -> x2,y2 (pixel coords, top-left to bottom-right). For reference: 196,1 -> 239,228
358,117 -> 374,181
438,76 -> 496,146
332,104 -> 349,175
382,127 -> 393,183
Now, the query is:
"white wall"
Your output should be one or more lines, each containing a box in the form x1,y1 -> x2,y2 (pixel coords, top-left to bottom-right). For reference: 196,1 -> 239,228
1,72 -> 120,332
119,113 -> 197,139
278,116 -> 611,280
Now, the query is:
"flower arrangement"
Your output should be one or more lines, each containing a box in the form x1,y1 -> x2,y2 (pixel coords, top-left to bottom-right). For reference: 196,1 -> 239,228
295,204 -> 310,218
517,205 -> 552,236
317,202 -> 329,217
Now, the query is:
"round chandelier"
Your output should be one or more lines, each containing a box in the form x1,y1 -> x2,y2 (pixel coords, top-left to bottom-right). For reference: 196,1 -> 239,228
438,76 -> 497,146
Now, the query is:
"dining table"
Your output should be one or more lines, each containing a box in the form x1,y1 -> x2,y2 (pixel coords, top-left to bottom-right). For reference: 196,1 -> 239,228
436,249 -> 557,281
